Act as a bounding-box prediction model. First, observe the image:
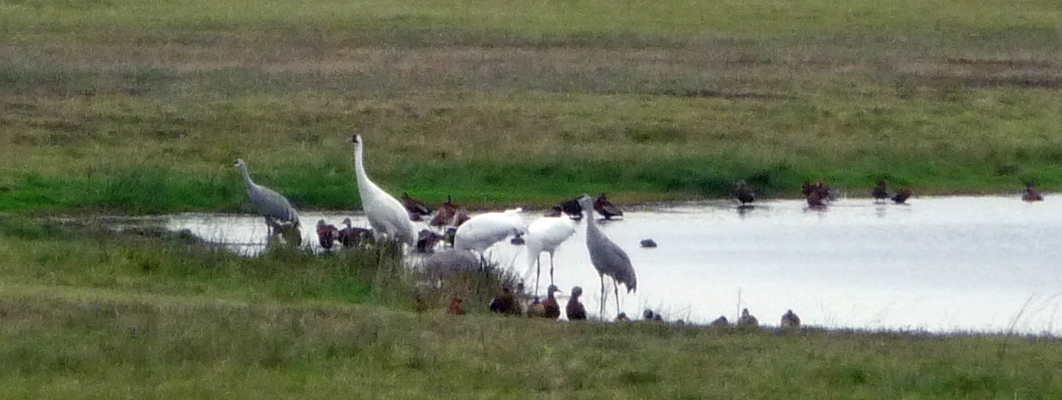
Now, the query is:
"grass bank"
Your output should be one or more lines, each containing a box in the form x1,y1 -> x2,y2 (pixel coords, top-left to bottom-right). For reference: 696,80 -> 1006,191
3,209 -> 1062,398
2,0 -> 1062,214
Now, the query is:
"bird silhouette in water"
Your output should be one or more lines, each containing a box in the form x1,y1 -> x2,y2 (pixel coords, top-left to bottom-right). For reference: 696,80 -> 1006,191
737,308 -> 759,329
872,179 -> 890,203
234,159 -> 300,236
566,286 -> 588,321
892,187 -> 912,204
316,219 -> 339,250
736,180 -> 755,206
338,218 -> 374,248
594,193 -> 624,220
546,197 -> 583,219
351,134 -> 416,246
447,297 -> 466,316
803,178 -> 831,207
489,286 -> 522,316
401,192 -> 432,222
781,309 -> 801,329
579,194 -> 637,316
1023,182 -> 1044,202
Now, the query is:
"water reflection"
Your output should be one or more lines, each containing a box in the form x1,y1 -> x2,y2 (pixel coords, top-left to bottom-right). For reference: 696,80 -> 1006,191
153,196 -> 1061,335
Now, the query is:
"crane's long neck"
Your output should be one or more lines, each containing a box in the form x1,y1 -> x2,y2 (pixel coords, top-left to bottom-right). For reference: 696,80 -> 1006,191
581,198 -> 599,237
238,164 -> 256,191
354,140 -> 370,189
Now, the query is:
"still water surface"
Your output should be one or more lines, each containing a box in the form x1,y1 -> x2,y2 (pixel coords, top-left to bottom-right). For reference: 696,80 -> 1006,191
161,196 -> 1062,334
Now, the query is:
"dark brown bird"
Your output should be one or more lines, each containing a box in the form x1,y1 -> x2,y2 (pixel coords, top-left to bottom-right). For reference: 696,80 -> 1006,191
872,179 -> 889,203
709,315 -> 730,327
892,187 -> 912,204
401,192 -> 432,222
736,181 -> 755,205
416,229 -> 443,253
447,297 -> 466,315
616,312 -> 630,322
565,286 -> 588,321
489,287 -> 521,316
1023,183 -> 1044,202
804,178 -> 830,207
594,193 -> 623,220
315,219 -> 339,250
737,308 -> 759,329
338,218 -> 374,248
547,197 -> 583,219
542,285 -> 562,319
781,309 -> 801,328
430,195 -> 471,228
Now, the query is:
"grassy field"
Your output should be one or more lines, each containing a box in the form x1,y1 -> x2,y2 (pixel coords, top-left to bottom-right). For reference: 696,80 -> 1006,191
1,217 -> 1061,399
2,0 -> 1062,212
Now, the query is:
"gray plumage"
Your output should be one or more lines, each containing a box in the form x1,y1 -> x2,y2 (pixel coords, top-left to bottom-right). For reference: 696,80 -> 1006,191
235,159 -> 299,234
578,194 -> 637,317
352,134 -> 416,246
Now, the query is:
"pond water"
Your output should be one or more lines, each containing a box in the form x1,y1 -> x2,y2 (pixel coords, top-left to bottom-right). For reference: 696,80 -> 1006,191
159,195 -> 1062,335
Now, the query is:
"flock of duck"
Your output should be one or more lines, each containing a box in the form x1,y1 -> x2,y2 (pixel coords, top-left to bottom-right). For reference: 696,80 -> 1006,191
234,134 -> 1048,327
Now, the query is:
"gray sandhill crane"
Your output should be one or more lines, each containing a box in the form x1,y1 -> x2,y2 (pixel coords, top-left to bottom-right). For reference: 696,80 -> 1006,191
234,159 -> 300,236
351,134 -> 415,246
578,194 -> 637,317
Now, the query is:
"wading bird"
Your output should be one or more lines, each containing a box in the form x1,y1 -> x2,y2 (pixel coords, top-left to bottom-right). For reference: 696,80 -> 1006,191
566,286 -> 587,321
892,187 -> 912,204
316,219 -> 338,250
453,209 -> 527,259
803,178 -> 831,207
546,197 -> 583,219
430,195 -> 471,229
736,181 -> 755,206
402,192 -> 432,222
781,309 -> 801,329
525,214 -> 578,294
1023,182 -> 1044,202
338,218 -> 374,248
594,193 -> 623,220
737,308 -> 759,329
579,194 -> 637,316
351,134 -> 415,246
872,179 -> 889,203
234,159 -> 300,236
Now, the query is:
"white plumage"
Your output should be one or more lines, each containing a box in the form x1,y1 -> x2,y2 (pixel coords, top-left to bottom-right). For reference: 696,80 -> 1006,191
454,209 -> 527,256
234,159 -> 299,234
524,215 -> 578,295
351,134 -> 416,246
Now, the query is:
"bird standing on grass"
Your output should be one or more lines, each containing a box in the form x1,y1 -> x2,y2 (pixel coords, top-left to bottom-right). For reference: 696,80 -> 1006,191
594,193 -> 624,220
579,194 -> 637,317
737,308 -> 759,329
566,286 -> 588,321
542,285 -> 562,319
234,159 -> 300,236
351,134 -> 416,246
489,286 -> 522,316
781,309 -> 801,329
